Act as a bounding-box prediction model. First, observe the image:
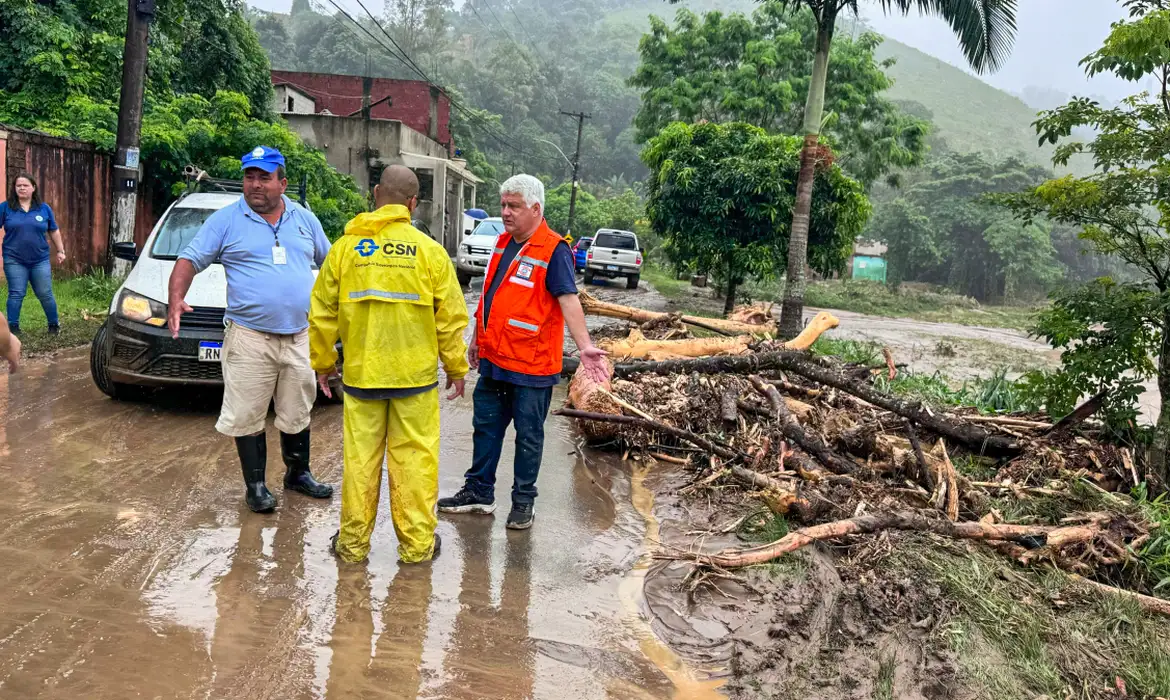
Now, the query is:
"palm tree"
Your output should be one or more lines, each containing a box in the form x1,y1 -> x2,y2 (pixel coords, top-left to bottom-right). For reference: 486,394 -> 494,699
670,0 -> 1018,336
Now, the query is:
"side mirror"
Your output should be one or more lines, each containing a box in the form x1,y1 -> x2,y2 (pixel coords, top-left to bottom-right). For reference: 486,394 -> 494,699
113,241 -> 139,263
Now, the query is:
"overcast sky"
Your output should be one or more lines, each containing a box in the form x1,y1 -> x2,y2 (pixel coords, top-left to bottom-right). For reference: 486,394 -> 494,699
249,0 -> 1139,102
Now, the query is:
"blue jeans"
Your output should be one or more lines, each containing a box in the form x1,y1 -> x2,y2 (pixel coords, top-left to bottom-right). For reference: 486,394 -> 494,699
5,259 -> 58,329
464,376 -> 553,505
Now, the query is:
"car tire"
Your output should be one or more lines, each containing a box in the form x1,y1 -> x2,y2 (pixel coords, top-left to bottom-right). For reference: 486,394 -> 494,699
90,320 -> 143,400
626,273 -> 640,290
583,270 -> 595,285
457,270 -> 473,287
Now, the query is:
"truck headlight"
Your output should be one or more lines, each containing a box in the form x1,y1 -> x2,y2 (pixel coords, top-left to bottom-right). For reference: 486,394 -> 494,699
462,244 -> 473,254
118,290 -> 168,327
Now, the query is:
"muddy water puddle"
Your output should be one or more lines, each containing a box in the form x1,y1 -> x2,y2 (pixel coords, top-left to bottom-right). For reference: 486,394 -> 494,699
0,345 -> 718,699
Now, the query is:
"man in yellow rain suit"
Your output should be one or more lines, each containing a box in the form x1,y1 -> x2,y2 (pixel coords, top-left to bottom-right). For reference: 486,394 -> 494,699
309,165 -> 469,564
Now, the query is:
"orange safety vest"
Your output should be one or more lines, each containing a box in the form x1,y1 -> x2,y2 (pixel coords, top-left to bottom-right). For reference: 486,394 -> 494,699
475,220 -> 566,376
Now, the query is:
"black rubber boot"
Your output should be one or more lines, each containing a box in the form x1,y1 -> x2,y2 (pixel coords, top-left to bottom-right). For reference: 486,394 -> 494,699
236,434 -> 277,513
281,429 -> 333,499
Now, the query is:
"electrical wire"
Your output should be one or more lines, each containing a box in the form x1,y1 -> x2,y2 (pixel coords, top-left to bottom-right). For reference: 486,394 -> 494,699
317,0 -> 544,162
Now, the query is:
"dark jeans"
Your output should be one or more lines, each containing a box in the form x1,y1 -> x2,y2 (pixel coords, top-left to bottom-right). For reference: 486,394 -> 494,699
464,376 -> 554,506
5,259 -> 58,329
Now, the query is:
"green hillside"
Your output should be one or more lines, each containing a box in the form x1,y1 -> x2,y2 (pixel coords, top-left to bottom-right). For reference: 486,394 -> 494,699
874,37 -> 1061,169
605,1 -> 1072,173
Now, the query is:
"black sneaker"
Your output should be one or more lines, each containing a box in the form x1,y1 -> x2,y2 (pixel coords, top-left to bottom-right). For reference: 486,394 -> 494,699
47,324 -> 60,336
506,503 -> 534,530
437,487 -> 496,514
8,324 -> 19,336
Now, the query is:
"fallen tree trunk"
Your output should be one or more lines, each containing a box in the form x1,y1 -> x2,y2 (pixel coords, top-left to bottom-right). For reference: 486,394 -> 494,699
749,375 -> 856,475
599,328 -> 753,361
613,352 -> 1020,457
665,511 -> 1084,569
567,359 -> 620,440
579,291 -> 777,336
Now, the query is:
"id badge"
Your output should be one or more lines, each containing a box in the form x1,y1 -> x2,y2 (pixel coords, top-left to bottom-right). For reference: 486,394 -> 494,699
272,246 -> 287,265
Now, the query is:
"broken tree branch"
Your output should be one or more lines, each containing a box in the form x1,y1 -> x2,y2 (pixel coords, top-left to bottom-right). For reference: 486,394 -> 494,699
554,408 -> 742,462
904,419 -> 934,492
749,375 -> 857,475
1048,391 -> 1108,435
579,290 -> 776,336
1070,574 -> 1170,617
720,387 -> 739,423
613,352 -> 1020,457
665,512 -> 1082,569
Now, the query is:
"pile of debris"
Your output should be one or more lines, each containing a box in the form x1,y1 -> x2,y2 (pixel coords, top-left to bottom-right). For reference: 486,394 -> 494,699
561,292 -> 1169,615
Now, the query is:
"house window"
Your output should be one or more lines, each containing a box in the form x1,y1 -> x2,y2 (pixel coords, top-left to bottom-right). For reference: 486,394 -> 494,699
287,96 -> 295,112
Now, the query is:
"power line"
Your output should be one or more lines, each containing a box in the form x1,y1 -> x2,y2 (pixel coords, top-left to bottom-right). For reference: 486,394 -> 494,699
468,0 -> 541,72
318,0 -> 542,162
505,2 -> 541,49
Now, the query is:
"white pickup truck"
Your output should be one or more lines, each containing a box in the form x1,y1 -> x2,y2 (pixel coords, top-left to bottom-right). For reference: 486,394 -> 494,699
583,228 -> 642,289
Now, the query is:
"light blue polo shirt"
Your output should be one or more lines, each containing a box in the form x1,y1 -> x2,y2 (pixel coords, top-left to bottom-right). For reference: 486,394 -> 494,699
180,195 -> 331,334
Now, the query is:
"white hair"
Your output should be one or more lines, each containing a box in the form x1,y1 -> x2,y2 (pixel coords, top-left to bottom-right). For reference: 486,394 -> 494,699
500,174 -> 544,209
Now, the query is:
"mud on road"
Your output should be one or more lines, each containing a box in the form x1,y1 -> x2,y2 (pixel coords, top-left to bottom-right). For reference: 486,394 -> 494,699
0,279 -> 719,699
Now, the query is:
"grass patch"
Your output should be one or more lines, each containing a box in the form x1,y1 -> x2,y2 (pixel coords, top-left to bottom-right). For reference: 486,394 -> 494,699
640,261 -> 690,299
874,369 -> 1036,415
906,541 -> 1170,699
811,337 -> 883,366
2,270 -> 119,354
875,654 -> 896,700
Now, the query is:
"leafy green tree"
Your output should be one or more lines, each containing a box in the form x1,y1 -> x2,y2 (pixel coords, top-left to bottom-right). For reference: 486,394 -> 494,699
873,153 -> 1062,301
630,6 -> 928,189
999,3 -> 1170,467
666,0 -> 1019,337
643,121 -> 869,314
0,0 -> 364,240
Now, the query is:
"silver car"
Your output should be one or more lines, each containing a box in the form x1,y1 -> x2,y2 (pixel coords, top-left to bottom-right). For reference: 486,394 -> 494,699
456,217 -> 504,285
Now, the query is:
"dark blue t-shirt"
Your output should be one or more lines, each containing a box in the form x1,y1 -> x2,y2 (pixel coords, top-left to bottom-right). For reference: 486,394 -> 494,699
0,202 -> 57,265
480,238 -> 577,387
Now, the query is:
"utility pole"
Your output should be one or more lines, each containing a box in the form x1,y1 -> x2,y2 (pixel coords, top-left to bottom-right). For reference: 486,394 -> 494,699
560,110 -> 590,239
109,0 -> 154,276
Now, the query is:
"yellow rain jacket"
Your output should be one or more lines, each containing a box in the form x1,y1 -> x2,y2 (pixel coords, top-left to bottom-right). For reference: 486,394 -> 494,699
309,204 -> 469,387
309,204 -> 469,564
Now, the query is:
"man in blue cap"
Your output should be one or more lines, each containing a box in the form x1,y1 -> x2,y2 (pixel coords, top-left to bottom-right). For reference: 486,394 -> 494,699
167,146 -> 335,513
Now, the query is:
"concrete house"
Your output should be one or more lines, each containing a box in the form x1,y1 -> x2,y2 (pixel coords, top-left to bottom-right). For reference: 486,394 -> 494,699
271,71 -> 481,255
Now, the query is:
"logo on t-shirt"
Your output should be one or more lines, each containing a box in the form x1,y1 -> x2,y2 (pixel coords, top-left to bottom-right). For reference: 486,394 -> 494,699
35,215 -> 43,222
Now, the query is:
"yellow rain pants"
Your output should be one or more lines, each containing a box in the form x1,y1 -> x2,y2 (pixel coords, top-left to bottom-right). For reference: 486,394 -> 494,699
336,388 -> 440,564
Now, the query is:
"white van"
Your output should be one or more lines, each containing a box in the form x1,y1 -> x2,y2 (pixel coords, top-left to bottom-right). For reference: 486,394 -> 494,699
89,190 -> 343,401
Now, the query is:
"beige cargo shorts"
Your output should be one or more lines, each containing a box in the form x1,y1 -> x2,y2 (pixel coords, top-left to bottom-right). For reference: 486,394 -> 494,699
215,322 -> 316,437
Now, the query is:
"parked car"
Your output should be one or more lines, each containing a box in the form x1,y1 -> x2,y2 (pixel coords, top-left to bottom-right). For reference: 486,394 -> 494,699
583,229 -> 642,289
90,190 -> 343,402
572,236 -> 593,272
456,217 -> 504,286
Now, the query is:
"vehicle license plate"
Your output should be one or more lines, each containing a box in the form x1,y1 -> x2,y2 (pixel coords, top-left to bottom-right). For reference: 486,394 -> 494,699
606,265 -> 620,271
198,341 -> 222,362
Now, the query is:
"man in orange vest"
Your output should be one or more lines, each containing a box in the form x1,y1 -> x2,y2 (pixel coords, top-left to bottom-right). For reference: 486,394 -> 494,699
438,174 -> 608,530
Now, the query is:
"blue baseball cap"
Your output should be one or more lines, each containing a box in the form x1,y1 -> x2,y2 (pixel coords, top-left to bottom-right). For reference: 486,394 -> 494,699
240,145 -> 285,173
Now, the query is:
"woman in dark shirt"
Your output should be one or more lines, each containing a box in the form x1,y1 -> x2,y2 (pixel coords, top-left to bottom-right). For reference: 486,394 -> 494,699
1,173 -> 66,336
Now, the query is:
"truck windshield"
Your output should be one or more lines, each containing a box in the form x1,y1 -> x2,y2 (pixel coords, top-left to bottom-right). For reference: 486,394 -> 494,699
473,220 -> 505,237
595,232 -> 636,250
150,208 -> 220,260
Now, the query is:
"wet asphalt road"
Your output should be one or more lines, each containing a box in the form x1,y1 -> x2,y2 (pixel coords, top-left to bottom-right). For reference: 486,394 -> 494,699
0,279 -> 713,699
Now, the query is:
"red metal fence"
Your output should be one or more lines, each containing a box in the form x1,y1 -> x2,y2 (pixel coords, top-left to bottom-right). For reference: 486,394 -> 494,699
1,124 -> 158,278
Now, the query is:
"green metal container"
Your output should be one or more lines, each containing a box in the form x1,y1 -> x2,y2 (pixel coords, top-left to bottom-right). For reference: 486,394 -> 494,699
852,255 -> 887,283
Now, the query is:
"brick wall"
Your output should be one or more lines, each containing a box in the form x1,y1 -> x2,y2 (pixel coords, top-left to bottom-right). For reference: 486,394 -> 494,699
270,71 -> 452,150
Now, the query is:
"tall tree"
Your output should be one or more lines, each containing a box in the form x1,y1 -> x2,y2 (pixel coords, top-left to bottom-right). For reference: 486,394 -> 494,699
630,5 -> 928,188
999,1 -> 1170,468
643,121 -> 870,314
667,0 -> 1018,337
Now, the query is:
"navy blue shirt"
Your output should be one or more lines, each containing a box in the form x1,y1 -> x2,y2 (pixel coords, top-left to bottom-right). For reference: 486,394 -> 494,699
0,202 -> 57,265
480,238 -> 577,387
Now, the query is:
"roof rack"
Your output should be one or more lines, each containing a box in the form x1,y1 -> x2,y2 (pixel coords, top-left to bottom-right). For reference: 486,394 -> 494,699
182,165 -> 244,193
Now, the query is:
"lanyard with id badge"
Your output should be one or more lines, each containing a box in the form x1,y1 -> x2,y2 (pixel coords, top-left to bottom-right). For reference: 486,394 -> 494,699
268,210 -> 288,265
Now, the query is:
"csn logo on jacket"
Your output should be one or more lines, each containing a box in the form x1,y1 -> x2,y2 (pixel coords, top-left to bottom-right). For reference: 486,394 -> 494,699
354,238 -> 418,259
